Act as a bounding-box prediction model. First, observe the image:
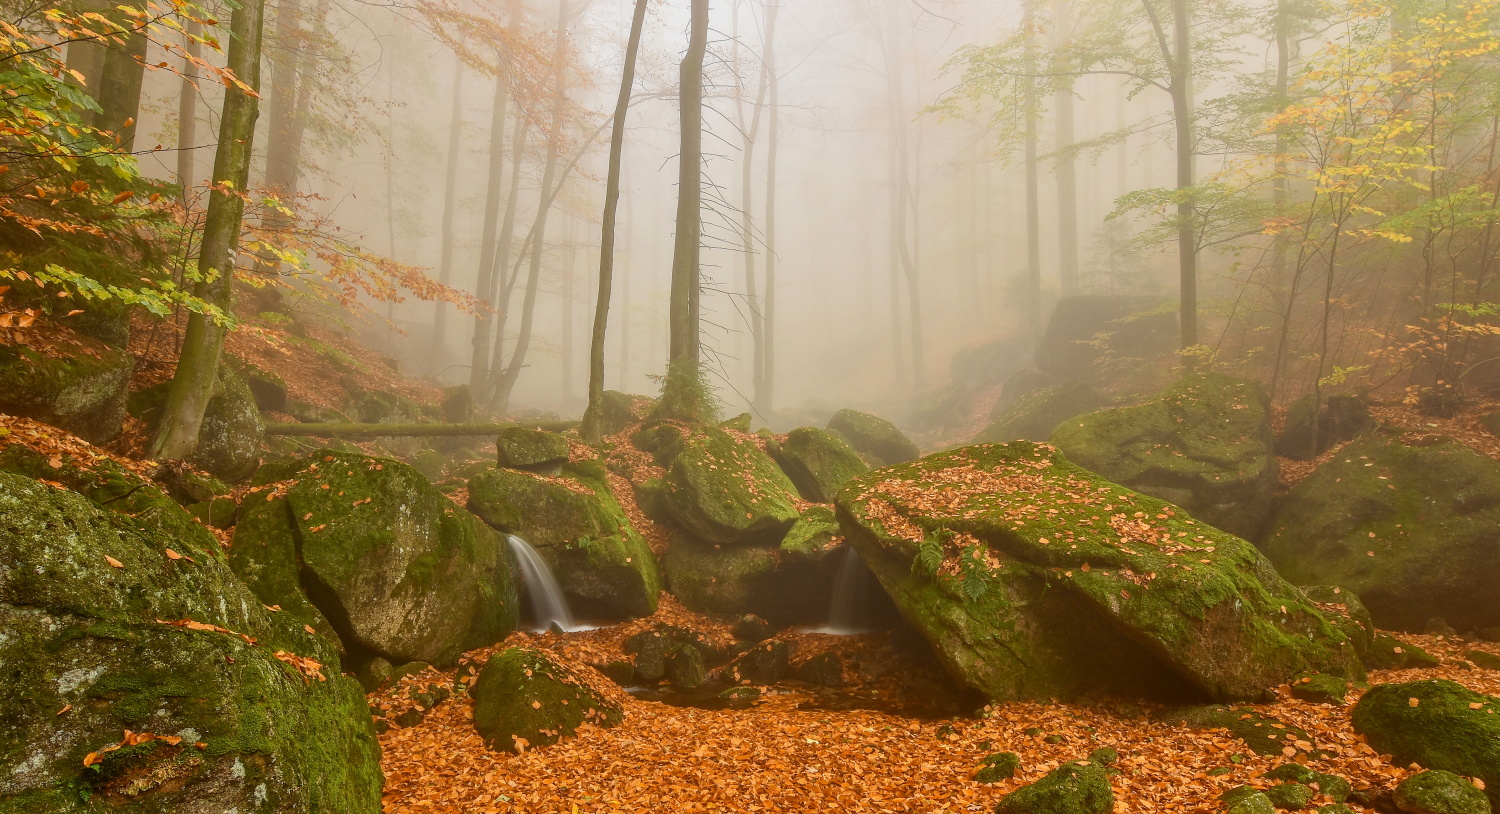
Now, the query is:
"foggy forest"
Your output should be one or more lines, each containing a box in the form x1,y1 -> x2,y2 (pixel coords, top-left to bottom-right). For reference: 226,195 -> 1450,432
1,0 -> 1499,810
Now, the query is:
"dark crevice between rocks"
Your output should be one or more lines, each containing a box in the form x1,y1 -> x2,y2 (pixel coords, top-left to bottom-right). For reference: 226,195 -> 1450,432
283,502 -> 386,673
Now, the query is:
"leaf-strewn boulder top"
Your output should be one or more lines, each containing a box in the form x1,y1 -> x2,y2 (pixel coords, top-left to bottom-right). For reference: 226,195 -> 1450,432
772,426 -> 869,503
470,646 -> 624,754
975,383 -> 1108,444
835,442 -> 1359,703
663,427 -> 801,545
467,464 -> 659,618
494,427 -> 570,471
0,472 -> 382,813
0,338 -> 132,444
1352,680 -> 1500,806
229,450 -> 518,667
826,408 -> 921,467
1262,436 -> 1500,632
1050,374 -> 1277,538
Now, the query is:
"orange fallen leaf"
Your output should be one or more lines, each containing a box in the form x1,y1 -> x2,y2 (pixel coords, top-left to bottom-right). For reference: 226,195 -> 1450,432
104,555 -> 123,568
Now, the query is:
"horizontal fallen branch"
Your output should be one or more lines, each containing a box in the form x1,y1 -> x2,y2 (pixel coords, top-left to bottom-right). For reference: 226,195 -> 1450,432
264,421 -> 578,438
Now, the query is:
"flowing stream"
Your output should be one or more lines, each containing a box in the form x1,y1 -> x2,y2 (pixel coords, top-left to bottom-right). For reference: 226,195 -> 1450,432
506,534 -> 584,632
811,546 -> 877,635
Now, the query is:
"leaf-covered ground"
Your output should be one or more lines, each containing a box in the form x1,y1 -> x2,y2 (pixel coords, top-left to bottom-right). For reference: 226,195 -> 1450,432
376,603 -> 1500,814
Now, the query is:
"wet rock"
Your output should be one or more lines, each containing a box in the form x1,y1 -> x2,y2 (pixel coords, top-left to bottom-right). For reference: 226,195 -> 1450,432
494,427 -> 570,472
728,640 -> 790,685
470,647 -> 623,753
1393,771 -> 1491,814
0,335 -> 132,444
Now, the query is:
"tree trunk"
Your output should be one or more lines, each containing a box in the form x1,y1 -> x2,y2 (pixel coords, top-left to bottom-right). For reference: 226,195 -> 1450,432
480,116 -> 531,406
668,0 -> 709,366
432,52 -> 465,359
735,0 -> 769,407
94,0 -> 148,151
149,0 -> 265,460
581,0 -> 648,443
1053,0 -> 1079,295
761,0 -> 780,412
176,19 -> 202,193
468,69 -> 512,391
267,421 -> 577,437
1171,0 -> 1197,352
1022,0 -> 1043,336
254,0 -> 318,279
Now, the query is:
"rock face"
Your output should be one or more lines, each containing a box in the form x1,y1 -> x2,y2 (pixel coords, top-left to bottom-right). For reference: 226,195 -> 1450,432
0,471 -> 382,813
1262,436 -> 1500,632
1274,394 -> 1372,460
1352,680 -> 1499,807
1301,586 -> 1375,662
826,409 -> 920,467
228,450 -> 518,667
467,463 -> 659,618
772,427 -> 869,503
663,427 -> 801,544
1034,294 -> 1177,384
975,383 -> 1107,444
1050,374 -> 1278,539
193,365 -> 267,482
494,427 -> 570,472
836,442 -> 1360,703
470,647 -> 623,753
0,338 -> 132,443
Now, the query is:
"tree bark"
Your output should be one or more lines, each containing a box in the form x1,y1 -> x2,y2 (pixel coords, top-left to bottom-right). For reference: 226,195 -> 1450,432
1170,0 -> 1197,352
1022,0 -> 1043,336
149,0 -> 265,460
94,0 -> 148,151
432,52 -> 465,359
668,0 -> 710,366
734,0 -> 769,406
1053,0 -> 1079,295
761,0 -> 780,412
175,19 -> 202,193
582,0 -> 649,443
468,69 -> 512,391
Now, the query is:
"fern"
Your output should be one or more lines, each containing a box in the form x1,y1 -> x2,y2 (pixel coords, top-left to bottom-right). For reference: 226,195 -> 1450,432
957,544 -> 991,602
913,534 -> 945,577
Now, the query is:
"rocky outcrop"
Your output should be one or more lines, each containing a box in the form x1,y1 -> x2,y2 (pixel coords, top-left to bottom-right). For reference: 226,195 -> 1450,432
0,471 -> 382,812
0,336 -> 132,443
1034,294 -> 1177,384
1262,436 -> 1500,632
662,427 -> 800,545
1050,374 -> 1278,538
826,409 -> 920,467
494,427 -> 570,472
1273,393 -> 1373,460
975,383 -> 1107,444
836,441 -> 1360,702
771,427 -> 869,503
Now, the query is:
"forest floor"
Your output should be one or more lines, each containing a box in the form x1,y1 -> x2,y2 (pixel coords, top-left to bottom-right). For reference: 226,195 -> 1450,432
375,602 -> 1500,814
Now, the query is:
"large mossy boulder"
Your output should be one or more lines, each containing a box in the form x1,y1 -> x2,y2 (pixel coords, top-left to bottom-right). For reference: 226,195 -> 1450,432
1351,680 -> 1499,806
0,472 -> 382,812
1262,436 -> 1500,632
835,441 -> 1360,703
193,364 -> 267,482
1050,374 -> 1278,538
975,383 -> 1108,444
494,427 -> 570,472
466,464 -> 659,618
228,450 -> 518,667
772,427 -> 869,503
470,646 -> 623,753
662,427 -> 800,544
826,409 -> 920,467
0,337 -> 132,444
1394,771 -> 1492,814
1300,586 -> 1376,662
662,534 -> 779,617
1034,294 -> 1177,384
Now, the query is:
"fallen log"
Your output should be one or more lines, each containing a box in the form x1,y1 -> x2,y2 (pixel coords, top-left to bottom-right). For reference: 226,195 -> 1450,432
264,421 -> 578,438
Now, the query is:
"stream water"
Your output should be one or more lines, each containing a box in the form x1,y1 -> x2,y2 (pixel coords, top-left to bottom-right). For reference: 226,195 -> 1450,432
806,546 -> 879,635
506,534 -> 591,633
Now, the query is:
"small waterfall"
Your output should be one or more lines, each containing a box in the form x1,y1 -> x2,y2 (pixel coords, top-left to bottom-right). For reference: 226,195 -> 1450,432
819,546 -> 876,635
505,535 -> 580,632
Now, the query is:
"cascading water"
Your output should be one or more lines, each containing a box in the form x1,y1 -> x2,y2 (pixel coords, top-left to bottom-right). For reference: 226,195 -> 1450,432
505,534 -> 582,632
817,546 -> 877,635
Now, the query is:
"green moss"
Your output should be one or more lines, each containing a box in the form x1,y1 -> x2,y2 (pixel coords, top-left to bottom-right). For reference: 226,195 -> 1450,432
1226,792 -> 1277,814
470,647 -> 623,753
773,427 -> 869,503
1160,706 -> 1318,757
1365,633 -> 1441,670
1263,436 -> 1500,631
0,340 -> 132,444
1351,680 -> 1500,806
976,752 -> 1022,783
662,534 -> 778,616
976,383 -> 1107,444
663,427 -> 800,545
995,761 -> 1114,814
1393,770 -> 1491,814
826,409 -> 920,466
1049,374 -> 1277,538
1301,586 -> 1375,660
495,427 -> 570,471
1289,672 -> 1353,705
1264,764 -> 1351,802
1264,783 -> 1316,810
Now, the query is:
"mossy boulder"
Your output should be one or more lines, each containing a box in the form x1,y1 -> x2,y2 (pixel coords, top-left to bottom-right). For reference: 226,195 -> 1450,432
1365,634 -> 1441,670
470,646 -> 623,753
826,409 -> 920,466
662,533 -> 779,616
1226,793 -> 1278,814
1274,394 -> 1372,460
0,337 -> 132,443
1393,771 -> 1492,814
975,752 -> 1022,783
727,640 -> 790,684
494,427 -> 570,472
1289,672 -> 1354,705
772,427 -> 869,503
601,391 -> 650,435
835,441 -> 1360,703
1050,374 -> 1278,538
228,450 -> 518,667
0,471 -> 382,812
1159,706 -> 1318,757
995,760 -> 1114,814
193,364 -> 266,482
230,356 -> 290,413
1301,586 -> 1375,661
1351,680 -> 1500,806
1262,436 -> 1500,631
662,427 -> 800,544
466,465 -> 659,618
1034,294 -> 1177,384
1263,764 -> 1352,802
976,383 -> 1108,444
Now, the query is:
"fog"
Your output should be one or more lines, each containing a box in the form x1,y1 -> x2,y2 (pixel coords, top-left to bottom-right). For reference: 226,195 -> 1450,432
131,0 -> 1198,432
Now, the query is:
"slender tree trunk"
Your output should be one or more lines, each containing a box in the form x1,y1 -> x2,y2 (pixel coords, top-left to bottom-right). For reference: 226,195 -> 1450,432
64,0 -> 108,99
150,0 -> 265,459
582,0 -> 649,442
1268,0 -> 1292,397
254,0 -> 314,278
735,0 -> 769,406
761,0 -> 780,412
1053,0 -> 1079,295
491,0 -> 571,413
176,19 -> 202,193
468,69 -> 511,391
433,52 -> 465,360
561,215 -> 576,403
94,0 -> 148,151
480,117 -> 531,407
1022,0 -> 1043,336
668,0 -> 709,366
1171,0 -> 1197,353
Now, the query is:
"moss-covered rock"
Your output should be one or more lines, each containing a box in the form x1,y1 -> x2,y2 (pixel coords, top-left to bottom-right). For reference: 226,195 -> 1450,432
1264,765 -> 1351,802
1050,374 -> 1278,538
1289,672 -> 1354,705
727,640 -> 790,684
1227,793 -> 1278,814
230,355 -> 290,413
228,450 -> 518,667
975,383 -> 1108,444
826,409 -> 920,467
995,760 -> 1114,814
1034,294 -> 1177,385
1275,394 -> 1373,461
1302,586 -> 1375,662
793,651 -> 844,686
494,427 -> 570,472
663,427 -> 800,544
1265,783 -> 1317,810
665,645 -> 707,689
975,752 -> 1022,783
1394,771 -> 1492,814
0,338 -> 132,444
470,647 -> 623,753
466,466 -> 659,618
836,441 -> 1359,703
1352,680 -> 1500,806
0,471 -> 381,812
662,533 -> 779,616
772,427 -> 869,503
1262,436 -> 1500,631
601,391 -> 650,435
1365,634 -> 1441,670
1159,706 -> 1318,757
194,364 -> 266,482
1467,650 -> 1500,671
